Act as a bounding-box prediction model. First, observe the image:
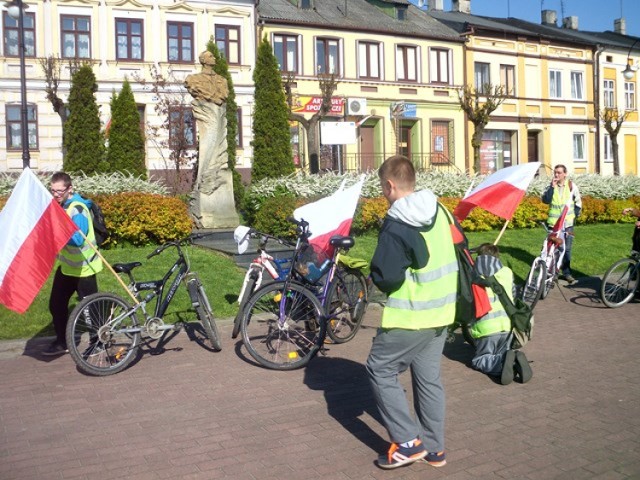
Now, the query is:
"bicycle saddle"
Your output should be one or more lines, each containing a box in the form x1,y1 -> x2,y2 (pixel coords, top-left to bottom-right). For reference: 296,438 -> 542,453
329,235 -> 355,249
112,262 -> 142,274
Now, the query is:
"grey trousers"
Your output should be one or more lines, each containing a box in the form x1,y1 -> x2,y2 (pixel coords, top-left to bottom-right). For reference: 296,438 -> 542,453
471,331 -> 511,376
366,326 -> 447,452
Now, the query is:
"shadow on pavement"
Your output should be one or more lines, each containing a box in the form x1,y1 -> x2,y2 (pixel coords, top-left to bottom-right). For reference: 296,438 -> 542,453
443,331 -> 474,367
304,355 -> 387,455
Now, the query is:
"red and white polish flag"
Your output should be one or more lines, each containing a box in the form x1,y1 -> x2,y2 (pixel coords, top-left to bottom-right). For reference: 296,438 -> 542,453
294,175 -> 365,254
0,168 -> 78,314
454,162 -> 541,221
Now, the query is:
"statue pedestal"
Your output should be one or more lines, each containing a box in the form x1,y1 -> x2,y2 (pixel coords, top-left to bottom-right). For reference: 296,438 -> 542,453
191,169 -> 239,228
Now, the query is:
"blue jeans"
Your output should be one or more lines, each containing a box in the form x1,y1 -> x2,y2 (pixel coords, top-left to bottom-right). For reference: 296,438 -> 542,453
561,226 -> 574,276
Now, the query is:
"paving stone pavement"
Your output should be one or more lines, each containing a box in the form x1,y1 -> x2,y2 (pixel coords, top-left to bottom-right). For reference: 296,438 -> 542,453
1,277 -> 639,480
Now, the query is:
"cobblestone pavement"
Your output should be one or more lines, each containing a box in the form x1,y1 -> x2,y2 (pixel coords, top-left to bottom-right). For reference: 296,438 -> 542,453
1,277 -> 639,480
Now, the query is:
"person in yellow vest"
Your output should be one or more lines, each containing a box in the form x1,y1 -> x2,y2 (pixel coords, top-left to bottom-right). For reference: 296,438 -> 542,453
366,155 -> 457,470
42,172 -> 103,356
470,244 -> 532,385
541,164 -> 582,284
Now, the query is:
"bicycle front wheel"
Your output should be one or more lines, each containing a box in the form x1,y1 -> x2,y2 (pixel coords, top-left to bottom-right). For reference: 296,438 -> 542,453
325,268 -> 368,344
233,273 -> 258,339
187,278 -> 222,351
522,259 -> 546,310
241,281 -> 325,370
66,293 -> 141,376
600,258 -> 639,308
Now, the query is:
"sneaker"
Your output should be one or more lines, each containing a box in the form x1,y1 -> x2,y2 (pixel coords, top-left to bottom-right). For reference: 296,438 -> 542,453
563,274 -> 577,285
42,341 -> 68,356
501,350 -> 516,385
376,439 -> 427,469
423,451 -> 447,467
514,351 -> 533,383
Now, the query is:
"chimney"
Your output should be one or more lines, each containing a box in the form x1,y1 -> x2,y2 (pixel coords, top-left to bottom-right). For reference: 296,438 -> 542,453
452,0 -> 471,14
614,18 -> 627,35
562,16 -> 579,30
428,0 -> 443,11
541,10 -> 557,27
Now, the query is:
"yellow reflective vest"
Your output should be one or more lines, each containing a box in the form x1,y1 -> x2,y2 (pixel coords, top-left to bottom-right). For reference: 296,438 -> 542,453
547,182 -> 576,228
58,201 -> 103,278
469,266 -> 513,339
382,209 -> 458,330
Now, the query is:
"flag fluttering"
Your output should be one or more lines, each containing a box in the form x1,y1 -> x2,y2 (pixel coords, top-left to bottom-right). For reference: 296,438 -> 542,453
0,168 -> 78,314
454,162 -> 541,221
293,175 -> 365,253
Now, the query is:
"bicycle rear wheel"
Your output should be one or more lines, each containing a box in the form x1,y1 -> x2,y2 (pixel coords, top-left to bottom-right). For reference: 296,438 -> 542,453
187,277 -> 222,351
66,293 -> 141,376
600,258 -> 639,308
233,273 -> 258,339
325,268 -> 368,344
241,281 -> 325,370
522,259 -> 546,310
541,250 -> 559,299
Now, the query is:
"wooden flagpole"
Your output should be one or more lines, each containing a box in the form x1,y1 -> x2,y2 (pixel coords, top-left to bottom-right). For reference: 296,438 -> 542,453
493,219 -> 510,245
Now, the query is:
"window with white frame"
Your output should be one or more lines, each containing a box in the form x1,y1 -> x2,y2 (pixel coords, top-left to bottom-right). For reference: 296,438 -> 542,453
474,62 -> 490,92
6,104 -> 38,150
570,71 -> 584,100
604,134 -> 613,162
429,48 -> 450,84
3,11 -> 35,57
625,81 -> 636,110
358,41 -> 381,79
396,44 -> 417,82
549,70 -> 562,98
573,133 -> 585,161
273,34 -> 298,73
61,15 -> 91,58
603,79 -> 615,108
316,37 -> 340,75
500,64 -> 515,96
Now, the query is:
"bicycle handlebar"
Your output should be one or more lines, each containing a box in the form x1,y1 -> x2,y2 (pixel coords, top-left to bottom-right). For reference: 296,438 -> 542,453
146,232 -> 214,260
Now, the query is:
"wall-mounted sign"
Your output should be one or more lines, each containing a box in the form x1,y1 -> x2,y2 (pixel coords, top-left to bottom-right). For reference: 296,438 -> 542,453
292,96 -> 345,115
320,121 -> 357,145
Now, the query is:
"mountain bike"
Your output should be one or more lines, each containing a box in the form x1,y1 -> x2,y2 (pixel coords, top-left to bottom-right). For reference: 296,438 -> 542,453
600,251 -> 640,308
521,221 -> 566,309
239,218 -> 368,370
232,230 -> 294,339
65,234 -> 221,376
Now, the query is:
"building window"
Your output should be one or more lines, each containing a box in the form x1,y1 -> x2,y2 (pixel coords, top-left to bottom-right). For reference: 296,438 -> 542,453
625,81 -> 636,110
6,104 -> 38,150
396,45 -> 417,82
500,64 -> 515,96
429,48 -> 450,84
573,133 -> 585,161
316,37 -> 339,75
136,105 -> 145,133
474,62 -> 490,92
61,15 -> 91,58
358,41 -> 380,80
549,70 -> 562,98
604,134 -> 613,162
3,11 -> 35,57
215,25 -> 240,65
115,19 -> 143,61
570,71 -> 584,100
273,34 -> 298,73
167,22 -> 193,63
169,106 -> 196,149
236,107 -> 243,148
603,79 -> 615,108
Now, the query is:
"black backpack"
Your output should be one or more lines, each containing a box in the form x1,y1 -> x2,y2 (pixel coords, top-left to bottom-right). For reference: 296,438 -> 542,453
89,201 -> 109,247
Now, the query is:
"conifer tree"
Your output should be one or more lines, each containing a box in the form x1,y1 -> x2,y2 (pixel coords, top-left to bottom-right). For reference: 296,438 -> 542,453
63,64 -> 106,174
107,79 -> 147,178
206,39 -> 243,205
252,36 -> 294,181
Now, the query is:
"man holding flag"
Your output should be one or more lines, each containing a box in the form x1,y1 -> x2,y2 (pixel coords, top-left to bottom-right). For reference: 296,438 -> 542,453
541,164 -> 581,284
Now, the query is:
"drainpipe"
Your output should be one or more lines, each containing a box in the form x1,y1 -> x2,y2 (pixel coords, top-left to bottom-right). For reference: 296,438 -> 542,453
594,45 -> 603,174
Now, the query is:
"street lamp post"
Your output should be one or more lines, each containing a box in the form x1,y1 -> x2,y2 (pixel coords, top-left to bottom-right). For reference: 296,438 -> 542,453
5,0 -> 30,169
622,38 -> 640,81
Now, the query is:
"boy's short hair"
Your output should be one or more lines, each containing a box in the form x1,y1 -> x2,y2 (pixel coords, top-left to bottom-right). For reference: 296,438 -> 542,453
477,243 -> 500,258
51,171 -> 72,187
378,155 -> 416,191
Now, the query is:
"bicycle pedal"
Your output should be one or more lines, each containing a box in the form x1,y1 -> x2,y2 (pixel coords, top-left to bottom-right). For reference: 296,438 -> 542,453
173,322 -> 184,332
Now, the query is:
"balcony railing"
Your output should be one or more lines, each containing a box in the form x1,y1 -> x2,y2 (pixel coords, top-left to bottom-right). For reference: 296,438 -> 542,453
336,153 -> 463,174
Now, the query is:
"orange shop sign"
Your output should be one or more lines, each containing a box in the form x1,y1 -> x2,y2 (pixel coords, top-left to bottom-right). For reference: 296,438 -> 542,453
291,96 -> 345,115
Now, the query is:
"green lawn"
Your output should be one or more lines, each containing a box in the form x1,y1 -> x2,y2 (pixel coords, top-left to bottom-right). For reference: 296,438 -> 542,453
1,223 -> 634,340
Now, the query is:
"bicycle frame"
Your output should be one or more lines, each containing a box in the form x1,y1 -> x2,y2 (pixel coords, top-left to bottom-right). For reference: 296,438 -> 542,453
539,222 -> 567,282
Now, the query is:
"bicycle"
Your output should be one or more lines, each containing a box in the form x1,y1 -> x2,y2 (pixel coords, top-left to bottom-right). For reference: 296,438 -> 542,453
65,233 -> 221,376
600,251 -> 640,308
239,218 -> 368,370
521,221 -> 567,309
232,229 -> 294,339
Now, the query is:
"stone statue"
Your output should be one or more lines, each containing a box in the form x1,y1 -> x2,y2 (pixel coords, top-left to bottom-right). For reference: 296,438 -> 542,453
185,51 -> 239,228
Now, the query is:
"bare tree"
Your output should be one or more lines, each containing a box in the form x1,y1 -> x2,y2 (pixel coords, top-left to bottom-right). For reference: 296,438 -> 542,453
598,107 -> 631,176
133,65 -> 197,193
283,72 -> 339,174
38,55 -> 86,126
457,84 -> 507,173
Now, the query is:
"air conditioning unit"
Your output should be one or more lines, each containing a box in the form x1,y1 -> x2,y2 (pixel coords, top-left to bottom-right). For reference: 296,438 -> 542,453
347,98 -> 367,116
